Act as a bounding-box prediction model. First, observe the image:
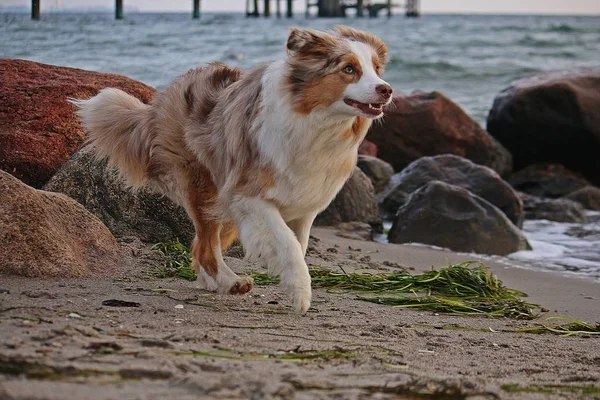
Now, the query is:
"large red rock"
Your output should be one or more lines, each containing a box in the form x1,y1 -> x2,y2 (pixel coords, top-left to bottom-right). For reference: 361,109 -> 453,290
367,91 -> 512,176
0,59 -> 155,188
487,70 -> 600,186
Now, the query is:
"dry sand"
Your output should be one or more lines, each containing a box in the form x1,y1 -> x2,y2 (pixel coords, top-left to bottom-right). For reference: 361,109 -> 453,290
1,227 -> 599,400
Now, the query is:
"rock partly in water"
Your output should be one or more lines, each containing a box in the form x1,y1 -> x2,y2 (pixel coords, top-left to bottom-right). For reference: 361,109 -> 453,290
0,170 -> 119,278
380,155 -> 524,227
487,70 -> 600,185
562,186 -> 600,211
357,155 -> 395,193
0,59 -> 155,188
519,192 -> 587,223
358,139 -> 378,157
509,164 -> 590,199
315,167 -> 382,230
44,147 -> 194,244
388,181 -> 530,256
367,91 -> 513,176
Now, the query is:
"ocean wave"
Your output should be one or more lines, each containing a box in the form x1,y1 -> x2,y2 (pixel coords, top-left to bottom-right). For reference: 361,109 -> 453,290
517,34 -> 563,48
546,23 -> 579,33
388,57 -> 466,73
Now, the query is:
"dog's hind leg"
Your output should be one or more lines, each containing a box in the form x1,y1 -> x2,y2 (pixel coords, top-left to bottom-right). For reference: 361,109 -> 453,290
186,169 -> 253,295
190,222 -> 253,295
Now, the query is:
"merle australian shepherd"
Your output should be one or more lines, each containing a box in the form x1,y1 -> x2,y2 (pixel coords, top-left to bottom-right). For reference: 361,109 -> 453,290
72,26 -> 392,313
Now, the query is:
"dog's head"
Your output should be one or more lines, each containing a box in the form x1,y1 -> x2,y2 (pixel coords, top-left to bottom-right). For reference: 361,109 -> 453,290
285,25 -> 391,119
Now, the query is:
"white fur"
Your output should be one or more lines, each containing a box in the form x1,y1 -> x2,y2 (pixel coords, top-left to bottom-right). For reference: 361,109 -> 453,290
230,195 -> 312,313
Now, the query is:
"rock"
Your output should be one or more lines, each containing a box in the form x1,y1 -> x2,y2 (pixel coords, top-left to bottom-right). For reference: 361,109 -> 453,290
562,186 -> 600,211
367,91 -> 512,176
356,155 -> 395,193
43,147 -> 194,243
0,59 -> 155,188
388,181 -> 530,256
358,140 -> 378,157
335,222 -> 373,241
0,170 -> 119,278
315,167 -> 382,229
487,70 -> 600,185
519,192 -> 586,223
509,164 -> 590,198
380,155 -> 524,227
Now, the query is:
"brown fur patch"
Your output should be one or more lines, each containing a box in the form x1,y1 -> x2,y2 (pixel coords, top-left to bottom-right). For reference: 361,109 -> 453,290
335,25 -> 388,72
219,223 -> 239,251
236,164 -> 276,198
295,54 -> 362,115
191,228 -> 219,278
342,116 -> 369,141
187,164 -> 221,278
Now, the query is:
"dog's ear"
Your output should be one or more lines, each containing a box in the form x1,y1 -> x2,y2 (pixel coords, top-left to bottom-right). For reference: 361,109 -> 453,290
287,28 -> 335,55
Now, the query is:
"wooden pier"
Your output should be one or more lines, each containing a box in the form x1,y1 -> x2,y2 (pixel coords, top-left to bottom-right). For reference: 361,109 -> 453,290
246,0 -> 295,18
29,0 -> 419,19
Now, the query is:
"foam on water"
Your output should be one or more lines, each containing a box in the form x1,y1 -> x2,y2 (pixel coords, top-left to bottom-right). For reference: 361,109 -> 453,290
507,212 -> 600,280
378,213 -> 600,281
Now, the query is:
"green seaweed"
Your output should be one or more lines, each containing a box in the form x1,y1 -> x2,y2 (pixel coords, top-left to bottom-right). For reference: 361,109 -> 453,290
502,383 -> 600,395
514,317 -> 600,336
254,262 -> 541,319
144,239 -> 196,281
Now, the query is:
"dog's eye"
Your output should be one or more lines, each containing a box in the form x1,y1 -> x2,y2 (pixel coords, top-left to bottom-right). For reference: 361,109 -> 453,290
344,65 -> 355,74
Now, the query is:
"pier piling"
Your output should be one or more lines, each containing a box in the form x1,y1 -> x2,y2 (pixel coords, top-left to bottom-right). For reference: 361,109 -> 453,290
31,0 -> 40,20
193,0 -> 201,18
115,0 -> 123,19
287,0 -> 293,18
264,0 -> 271,17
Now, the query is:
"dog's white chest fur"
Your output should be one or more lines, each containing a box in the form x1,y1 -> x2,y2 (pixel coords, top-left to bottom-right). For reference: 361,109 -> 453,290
256,61 -> 362,220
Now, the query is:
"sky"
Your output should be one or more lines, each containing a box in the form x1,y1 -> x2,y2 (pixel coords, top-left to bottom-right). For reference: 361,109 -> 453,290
3,0 -> 600,15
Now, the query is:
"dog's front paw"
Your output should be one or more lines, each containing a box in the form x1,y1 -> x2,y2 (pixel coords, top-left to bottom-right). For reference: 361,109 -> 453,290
288,284 -> 312,314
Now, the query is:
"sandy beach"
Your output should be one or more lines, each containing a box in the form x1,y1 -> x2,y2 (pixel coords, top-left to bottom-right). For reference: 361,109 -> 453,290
1,227 -> 598,400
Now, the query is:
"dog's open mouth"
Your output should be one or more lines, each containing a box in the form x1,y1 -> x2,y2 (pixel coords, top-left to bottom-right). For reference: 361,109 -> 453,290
344,98 -> 385,116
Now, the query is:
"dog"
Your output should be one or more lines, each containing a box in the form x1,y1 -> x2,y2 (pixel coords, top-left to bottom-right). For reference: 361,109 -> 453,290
72,26 -> 392,313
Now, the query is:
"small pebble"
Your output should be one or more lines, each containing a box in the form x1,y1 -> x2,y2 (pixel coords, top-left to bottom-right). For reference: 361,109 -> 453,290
174,304 -> 184,309
68,313 -> 82,319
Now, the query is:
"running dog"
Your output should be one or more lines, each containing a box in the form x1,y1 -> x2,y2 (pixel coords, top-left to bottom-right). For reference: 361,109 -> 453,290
72,26 -> 392,313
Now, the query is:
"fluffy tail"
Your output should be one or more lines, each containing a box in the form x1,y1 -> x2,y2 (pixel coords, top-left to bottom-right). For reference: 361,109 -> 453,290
70,88 -> 152,189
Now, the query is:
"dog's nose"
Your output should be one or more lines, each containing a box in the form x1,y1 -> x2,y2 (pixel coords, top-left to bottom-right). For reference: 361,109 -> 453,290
376,84 -> 393,98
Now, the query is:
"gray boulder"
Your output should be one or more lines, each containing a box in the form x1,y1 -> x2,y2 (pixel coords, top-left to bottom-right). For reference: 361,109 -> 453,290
487,70 -> 600,185
388,181 -> 530,256
562,186 -> 600,211
380,155 -> 524,227
44,147 -> 194,243
519,192 -> 587,223
356,155 -> 395,193
509,164 -> 590,199
315,167 -> 382,230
